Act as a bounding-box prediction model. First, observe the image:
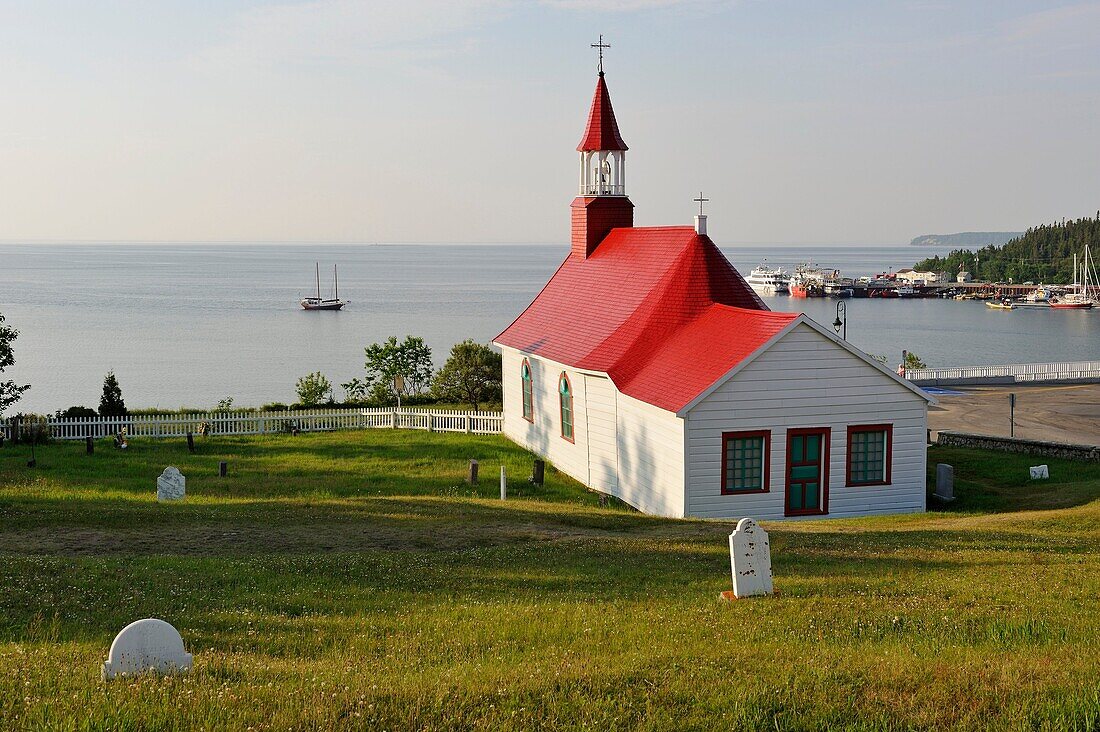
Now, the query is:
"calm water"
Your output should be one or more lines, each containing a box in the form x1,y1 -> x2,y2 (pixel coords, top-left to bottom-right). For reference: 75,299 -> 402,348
1,243 -> 1096,413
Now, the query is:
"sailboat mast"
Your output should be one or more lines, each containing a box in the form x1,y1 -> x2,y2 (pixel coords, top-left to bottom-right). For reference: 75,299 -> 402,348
315,262 -> 320,300
334,264 -> 339,300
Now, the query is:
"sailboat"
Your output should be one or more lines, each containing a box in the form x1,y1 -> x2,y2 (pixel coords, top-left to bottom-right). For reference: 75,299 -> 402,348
1049,247 -> 1095,310
300,263 -> 346,311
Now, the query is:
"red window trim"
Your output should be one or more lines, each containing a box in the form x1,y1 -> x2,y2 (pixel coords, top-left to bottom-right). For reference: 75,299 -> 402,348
520,358 -> 534,423
784,427 -> 831,517
720,430 -> 771,495
558,372 -> 575,443
845,423 -> 893,487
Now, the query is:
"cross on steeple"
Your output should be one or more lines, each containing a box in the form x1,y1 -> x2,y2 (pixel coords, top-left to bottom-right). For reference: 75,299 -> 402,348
694,192 -> 709,216
591,35 -> 611,75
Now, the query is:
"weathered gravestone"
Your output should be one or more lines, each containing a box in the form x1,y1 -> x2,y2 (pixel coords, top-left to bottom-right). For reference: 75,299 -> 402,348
934,463 -> 955,502
156,466 -> 186,501
102,618 -> 193,680
1030,464 -> 1050,480
727,518 -> 773,598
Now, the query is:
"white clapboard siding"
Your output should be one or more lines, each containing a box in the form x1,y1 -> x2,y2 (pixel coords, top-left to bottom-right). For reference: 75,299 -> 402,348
684,322 -> 928,520
614,393 -> 685,517
2,408 -> 503,441
501,347 -> 684,514
500,347 -> 590,487
584,374 -> 619,493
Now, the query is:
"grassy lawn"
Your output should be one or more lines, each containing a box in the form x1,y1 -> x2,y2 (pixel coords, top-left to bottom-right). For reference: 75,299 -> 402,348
1,433 -> 1099,730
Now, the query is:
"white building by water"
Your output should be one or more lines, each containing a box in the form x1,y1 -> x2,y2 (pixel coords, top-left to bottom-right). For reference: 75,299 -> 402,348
494,63 -> 935,520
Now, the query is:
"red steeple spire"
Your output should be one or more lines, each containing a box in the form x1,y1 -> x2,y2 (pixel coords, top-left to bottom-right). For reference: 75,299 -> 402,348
577,73 -> 628,152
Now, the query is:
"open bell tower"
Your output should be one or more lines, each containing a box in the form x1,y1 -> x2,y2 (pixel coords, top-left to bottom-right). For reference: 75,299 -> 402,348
571,36 -> 634,259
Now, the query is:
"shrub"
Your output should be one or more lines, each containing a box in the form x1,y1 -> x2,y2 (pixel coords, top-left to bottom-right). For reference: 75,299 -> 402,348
11,413 -> 51,444
295,372 -> 332,406
56,406 -> 97,419
903,351 -> 928,370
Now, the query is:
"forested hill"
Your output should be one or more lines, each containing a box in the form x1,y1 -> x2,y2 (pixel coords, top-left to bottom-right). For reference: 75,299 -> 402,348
914,214 -> 1100,283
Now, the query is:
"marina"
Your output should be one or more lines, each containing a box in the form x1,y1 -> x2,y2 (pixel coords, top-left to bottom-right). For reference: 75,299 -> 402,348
750,244 -> 1098,309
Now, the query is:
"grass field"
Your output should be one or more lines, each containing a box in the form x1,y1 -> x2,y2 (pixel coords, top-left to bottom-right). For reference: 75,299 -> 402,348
1,430 -> 1099,730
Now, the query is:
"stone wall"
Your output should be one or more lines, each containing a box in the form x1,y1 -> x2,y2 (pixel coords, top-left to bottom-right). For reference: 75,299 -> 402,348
937,431 -> 1099,462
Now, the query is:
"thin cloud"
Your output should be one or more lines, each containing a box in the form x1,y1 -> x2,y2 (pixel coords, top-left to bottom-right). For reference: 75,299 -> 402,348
997,2 -> 1100,44
194,0 -> 508,69
540,0 -> 726,10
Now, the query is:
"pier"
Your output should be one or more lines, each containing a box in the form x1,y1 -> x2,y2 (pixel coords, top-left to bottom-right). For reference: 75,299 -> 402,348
835,281 -> 1082,299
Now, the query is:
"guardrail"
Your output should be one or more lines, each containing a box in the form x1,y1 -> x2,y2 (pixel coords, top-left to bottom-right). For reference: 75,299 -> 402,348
1,407 -> 504,441
907,360 -> 1100,386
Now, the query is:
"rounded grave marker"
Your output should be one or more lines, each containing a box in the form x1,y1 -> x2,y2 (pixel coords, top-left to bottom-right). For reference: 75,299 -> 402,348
102,618 -> 193,680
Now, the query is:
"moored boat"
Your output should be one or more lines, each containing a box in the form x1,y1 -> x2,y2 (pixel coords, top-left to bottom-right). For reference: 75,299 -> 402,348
1049,248 -> 1096,309
300,263 -> 347,311
789,277 -> 823,298
1049,296 -> 1093,309
746,262 -> 790,294
1024,284 -> 1052,304
986,300 -> 1016,310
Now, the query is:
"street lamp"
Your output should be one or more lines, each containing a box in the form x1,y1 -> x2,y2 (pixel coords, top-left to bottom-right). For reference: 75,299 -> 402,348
832,300 -> 847,341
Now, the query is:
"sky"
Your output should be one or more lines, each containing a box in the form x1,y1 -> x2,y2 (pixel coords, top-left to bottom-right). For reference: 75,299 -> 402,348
0,0 -> 1098,245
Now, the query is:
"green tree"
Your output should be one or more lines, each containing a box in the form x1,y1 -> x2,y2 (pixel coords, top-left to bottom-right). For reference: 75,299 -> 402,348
98,371 -> 127,416
295,372 -> 332,406
914,214 -> 1100,284
432,340 -> 502,409
341,378 -> 367,403
362,336 -> 434,405
0,312 -> 30,417
903,351 -> 927,370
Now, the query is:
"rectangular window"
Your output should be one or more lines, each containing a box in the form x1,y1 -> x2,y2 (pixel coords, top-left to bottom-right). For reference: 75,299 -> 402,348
522,388 -> 533,421
721,430 -> 770,494
846,424 -> 892,486
561,400 -> 573,440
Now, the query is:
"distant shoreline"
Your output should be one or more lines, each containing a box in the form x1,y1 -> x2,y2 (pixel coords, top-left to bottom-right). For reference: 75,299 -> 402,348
910,232 -> 1022,248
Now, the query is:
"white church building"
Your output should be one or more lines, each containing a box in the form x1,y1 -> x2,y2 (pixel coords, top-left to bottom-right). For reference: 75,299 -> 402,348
494,64 -> 934,521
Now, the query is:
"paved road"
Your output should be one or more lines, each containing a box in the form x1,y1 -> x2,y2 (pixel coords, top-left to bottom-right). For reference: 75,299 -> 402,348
927,383 -> 1100,445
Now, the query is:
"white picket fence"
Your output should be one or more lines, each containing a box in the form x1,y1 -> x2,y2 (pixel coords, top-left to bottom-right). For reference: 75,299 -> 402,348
907,360 -> 1100,385
1,407 -> 504,441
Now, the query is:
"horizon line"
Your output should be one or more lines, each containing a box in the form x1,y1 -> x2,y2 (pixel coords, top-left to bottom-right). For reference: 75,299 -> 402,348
0,238 -> 916,248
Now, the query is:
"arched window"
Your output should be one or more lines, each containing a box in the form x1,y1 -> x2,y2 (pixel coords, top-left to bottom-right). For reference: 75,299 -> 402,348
521,359 -> 533,422
559,373 -> 574,442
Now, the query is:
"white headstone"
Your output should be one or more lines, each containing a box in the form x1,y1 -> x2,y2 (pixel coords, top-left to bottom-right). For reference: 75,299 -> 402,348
729,518 -> 773,598
157,466 -> 185,501
102,618 -> 193,680
934,463 -> 955,501
1030,464 -> 1049,480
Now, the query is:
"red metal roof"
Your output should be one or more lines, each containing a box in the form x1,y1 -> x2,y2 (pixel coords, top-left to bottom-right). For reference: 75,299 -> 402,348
577,74 -> 628,152
495,226 -> 797,412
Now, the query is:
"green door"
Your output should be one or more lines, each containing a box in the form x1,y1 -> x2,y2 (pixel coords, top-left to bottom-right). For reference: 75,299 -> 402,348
787,430 -> 826,514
